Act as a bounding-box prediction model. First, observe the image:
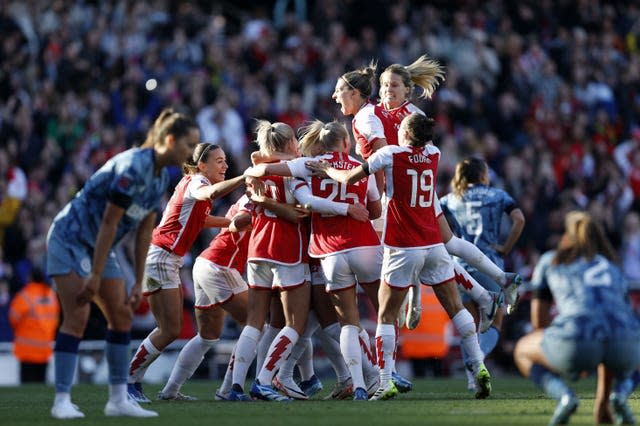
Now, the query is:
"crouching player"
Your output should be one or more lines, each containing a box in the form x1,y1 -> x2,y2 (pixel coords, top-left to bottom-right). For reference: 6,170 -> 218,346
514,211 -> 640,426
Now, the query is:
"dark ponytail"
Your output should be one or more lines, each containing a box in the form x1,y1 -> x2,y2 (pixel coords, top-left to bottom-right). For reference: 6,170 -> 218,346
182,143 -> 220,175
142,108 -> 198,148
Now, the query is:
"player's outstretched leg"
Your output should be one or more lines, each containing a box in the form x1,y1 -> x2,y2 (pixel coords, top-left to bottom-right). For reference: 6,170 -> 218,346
503,272 -> 522,315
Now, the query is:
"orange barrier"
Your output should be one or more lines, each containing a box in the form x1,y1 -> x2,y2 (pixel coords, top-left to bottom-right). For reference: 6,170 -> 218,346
399,285 -> 451,359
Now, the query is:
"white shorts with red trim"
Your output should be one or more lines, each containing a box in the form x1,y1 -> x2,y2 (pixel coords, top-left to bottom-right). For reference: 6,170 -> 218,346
321,246 -> 382,292
247,261 -> 309,290
382,244 -> 454,289
192,257 -> 248,309
142,245 -> 183,295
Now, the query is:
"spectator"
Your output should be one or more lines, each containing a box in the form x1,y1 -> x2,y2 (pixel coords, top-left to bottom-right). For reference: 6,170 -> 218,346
0,149 -> 27,249
276,91 -> 308,133
621,210 -> 640,288
0,278 -> 12,342
196,89 -> 248,172
614,127 -> 640,210
3,0 -> 640,375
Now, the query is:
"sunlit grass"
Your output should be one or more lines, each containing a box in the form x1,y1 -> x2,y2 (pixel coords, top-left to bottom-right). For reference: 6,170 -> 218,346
0,376 -> 635,426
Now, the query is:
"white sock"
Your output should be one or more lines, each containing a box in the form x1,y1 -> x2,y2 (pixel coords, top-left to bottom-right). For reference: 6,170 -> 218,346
358,328 -> 374,359
162,334 -> 217,395
452,309 -> 483,373
54,392 -> 71,406
219,346 -> 236,394
297,337 -> 315,381
298,313 -> 320,381
128,335 -> 161,383
445,236 -> 504,285
323,321 -> 342,342
453,262 -> 492,306
257,327 -> 299,385
232,326 -> 261,390
108,383 -> 127,404
278,337 -> 307,381
375,323 -> 395,383
393,323 -> 399,372
359,328 -> 379,381
279,314 -> 319,381
340,325 -> 365,390
318,323 -> 351,382
256,325 -> 280,378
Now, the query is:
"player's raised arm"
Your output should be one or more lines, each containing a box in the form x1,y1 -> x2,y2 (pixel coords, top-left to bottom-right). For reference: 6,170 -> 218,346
305,160 -> 369,186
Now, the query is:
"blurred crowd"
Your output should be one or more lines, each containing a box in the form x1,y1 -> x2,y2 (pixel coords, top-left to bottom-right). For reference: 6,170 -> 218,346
1,0 -> 640,343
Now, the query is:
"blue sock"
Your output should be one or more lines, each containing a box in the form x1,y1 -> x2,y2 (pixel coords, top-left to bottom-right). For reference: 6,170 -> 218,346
529,363 -> 572,401
479,326 -> 500,356
105,330 -> 131,385
54,332 -> 81,393
631,369 -> 640,389
614,369 -> 640,399
614,377 -> 634,399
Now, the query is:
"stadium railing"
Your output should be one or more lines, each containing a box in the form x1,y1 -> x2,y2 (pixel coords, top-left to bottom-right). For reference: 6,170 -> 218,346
0,339 -> 236,386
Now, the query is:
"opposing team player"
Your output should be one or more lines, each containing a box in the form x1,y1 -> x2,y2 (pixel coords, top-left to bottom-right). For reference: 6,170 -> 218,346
514,212 -> 640,426
441,157 -> 525,392
47,109 -> 199,419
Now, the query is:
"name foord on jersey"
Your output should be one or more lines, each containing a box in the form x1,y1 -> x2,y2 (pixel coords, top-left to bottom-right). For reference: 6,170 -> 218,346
408,153 -> 431,164
126,203 -> 152,220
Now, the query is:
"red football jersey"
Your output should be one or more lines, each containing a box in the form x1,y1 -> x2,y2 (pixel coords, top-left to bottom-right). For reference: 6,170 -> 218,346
374,101 -> 424,147
287,153 -> 380,256
368,144 -> 443,248
248,172 -> 309,265
198,195 -> 252,275
151,174 -> 212,256
352,102 -> 386,160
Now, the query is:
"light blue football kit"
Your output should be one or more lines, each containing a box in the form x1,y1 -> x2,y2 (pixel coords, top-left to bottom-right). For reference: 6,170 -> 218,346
531,251 -> 640,377
441,184 -> 518,358
46,147 -> 169,395
440,184 -> 517,272
47,148 -> 168,280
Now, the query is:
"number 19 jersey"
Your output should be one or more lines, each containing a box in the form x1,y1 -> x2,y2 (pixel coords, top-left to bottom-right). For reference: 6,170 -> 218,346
368,144 -> 443,249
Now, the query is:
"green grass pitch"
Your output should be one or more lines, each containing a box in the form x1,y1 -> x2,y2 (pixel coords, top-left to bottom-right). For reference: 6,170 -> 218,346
0,376 -> 636,425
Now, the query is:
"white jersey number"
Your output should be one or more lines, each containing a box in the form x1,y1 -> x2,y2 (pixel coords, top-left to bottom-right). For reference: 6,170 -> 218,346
262,178 -> 295,218
464,201 -> 483,237
583,257 -> 612,287
319,179 -> 358,217
406,169 -> 434,208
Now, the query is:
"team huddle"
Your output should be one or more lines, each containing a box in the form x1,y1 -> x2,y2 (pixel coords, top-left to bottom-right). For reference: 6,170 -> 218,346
45,56 -> 640,426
